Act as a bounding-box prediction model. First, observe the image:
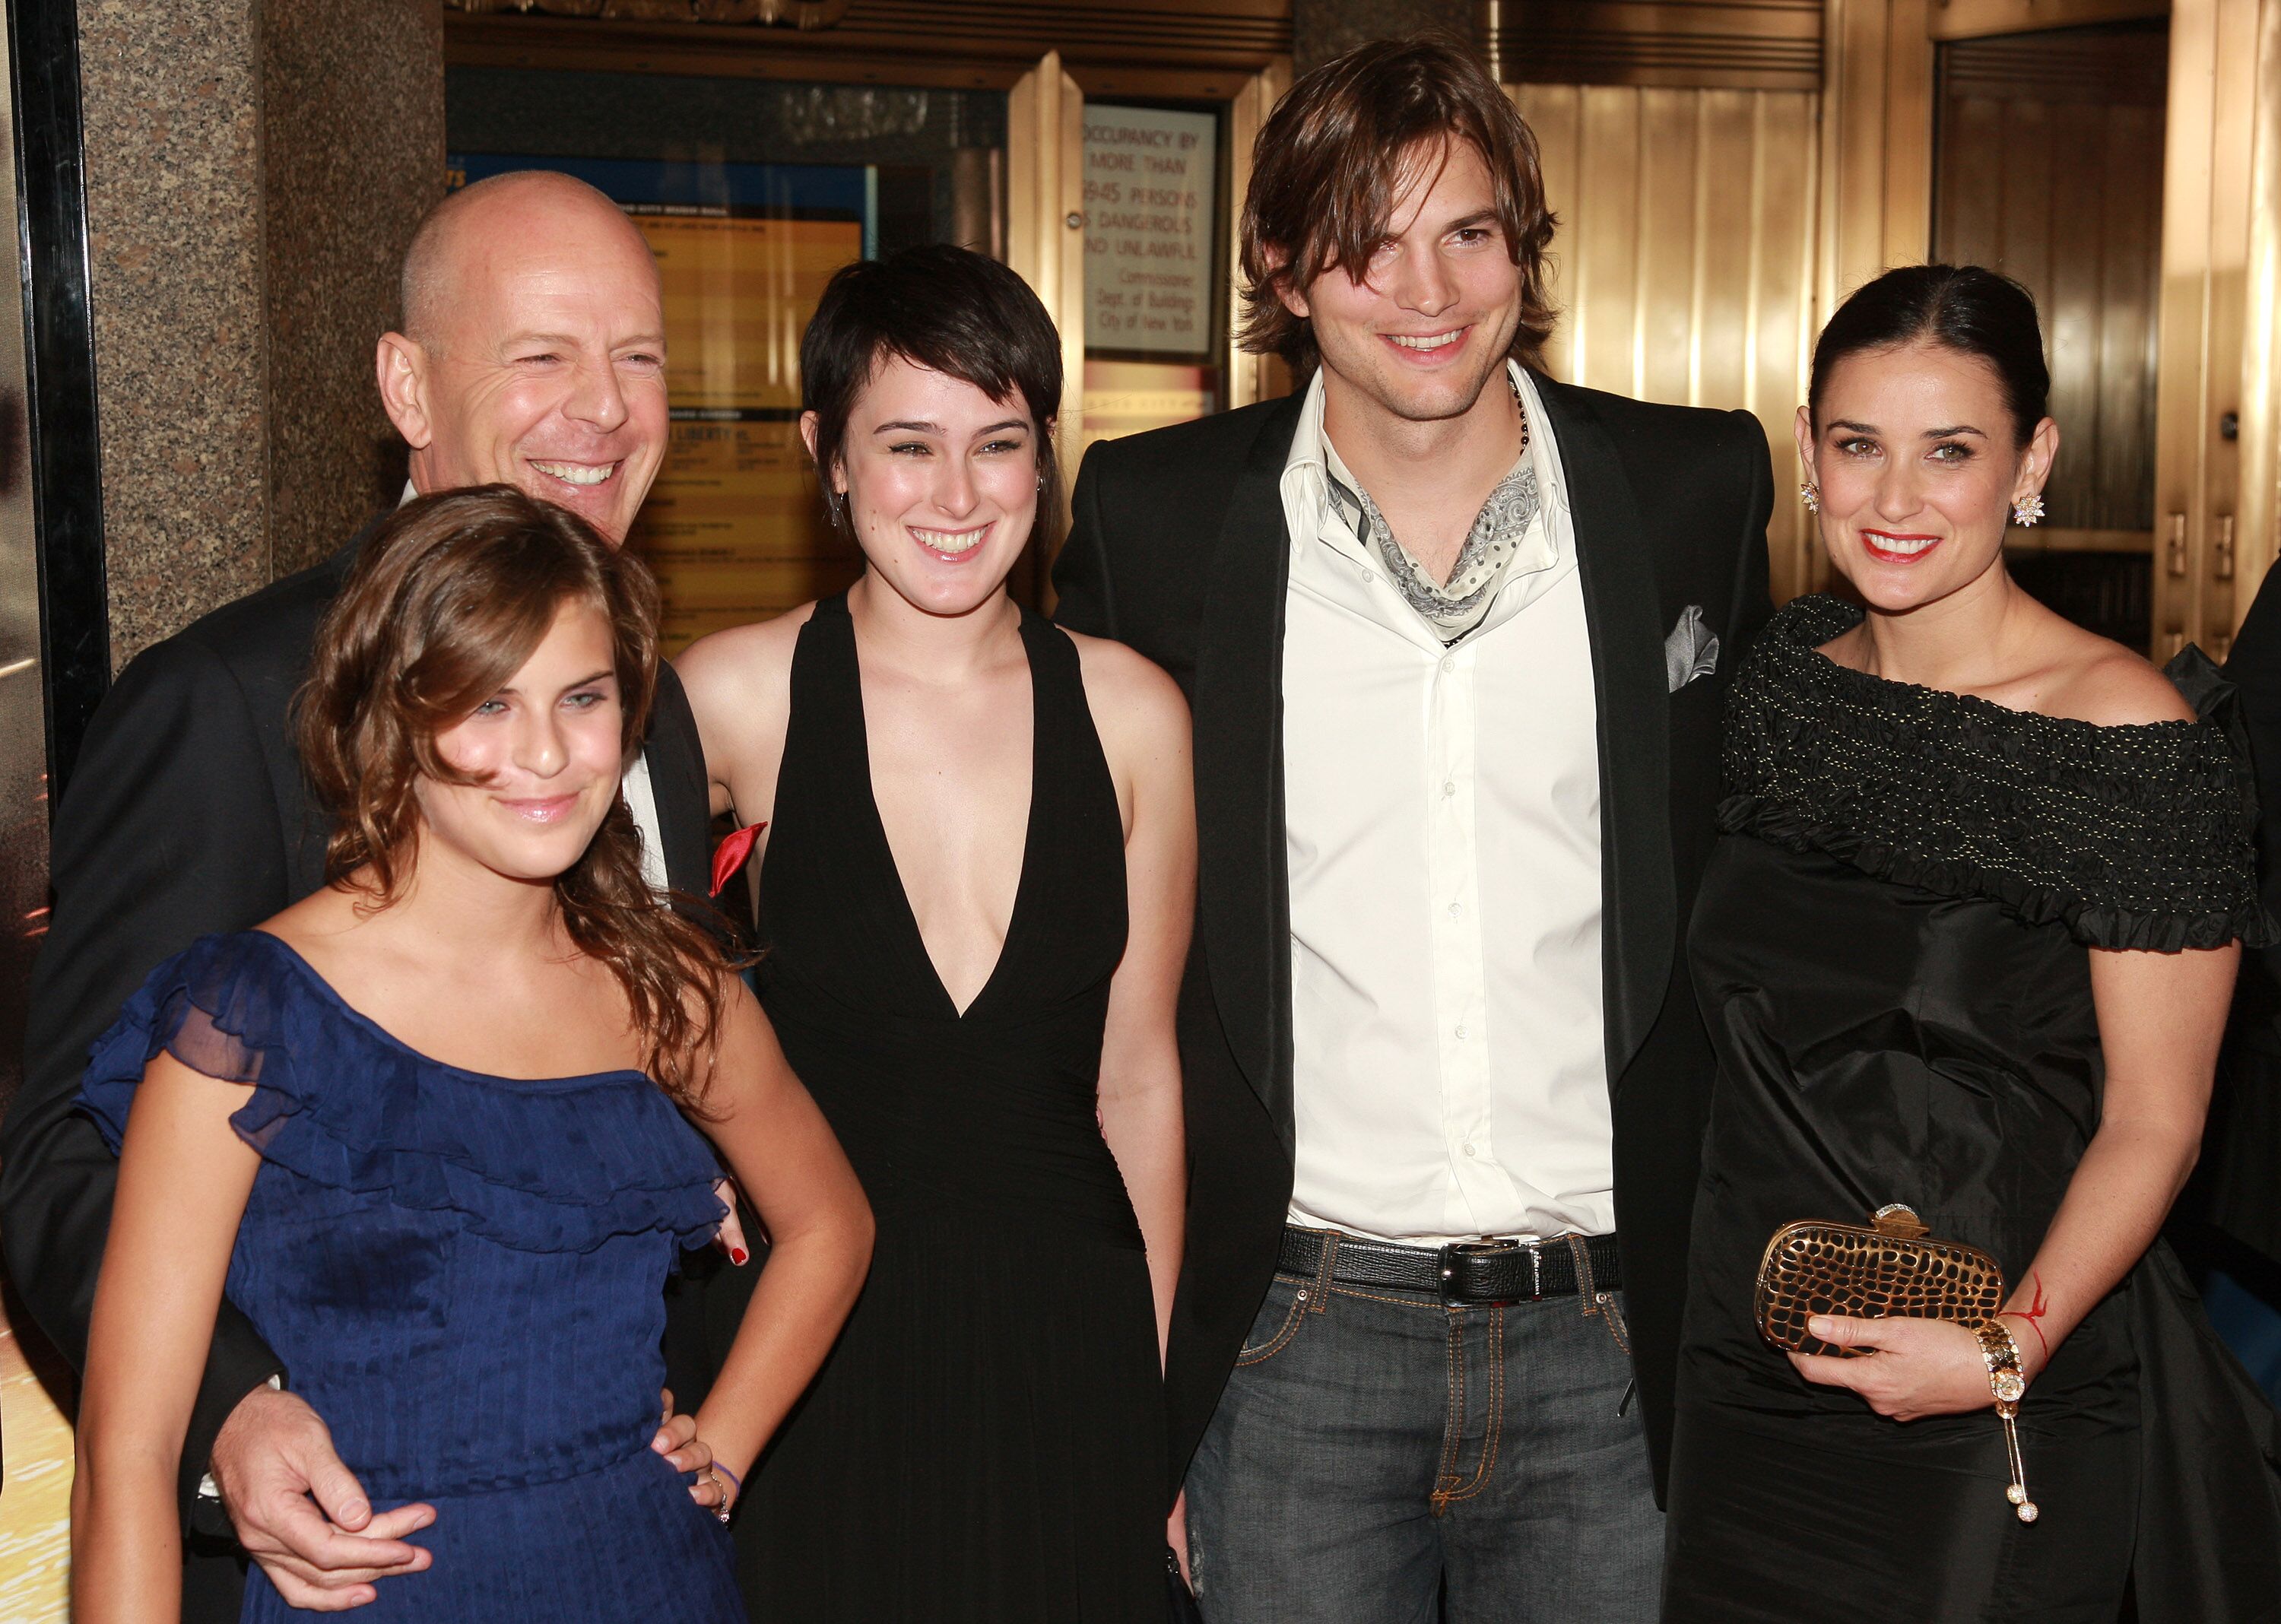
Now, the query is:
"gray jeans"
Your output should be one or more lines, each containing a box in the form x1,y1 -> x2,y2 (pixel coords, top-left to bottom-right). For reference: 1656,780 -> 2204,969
1184,1257 -> 1663,1623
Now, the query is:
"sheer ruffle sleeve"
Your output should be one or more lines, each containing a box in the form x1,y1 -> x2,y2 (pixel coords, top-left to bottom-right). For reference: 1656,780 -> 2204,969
1718,595 -> 2276,952
77,932 -> 727,1254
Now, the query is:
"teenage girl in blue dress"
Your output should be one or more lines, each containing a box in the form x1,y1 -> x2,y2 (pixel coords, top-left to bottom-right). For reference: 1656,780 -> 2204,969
70,486 -> 873,1623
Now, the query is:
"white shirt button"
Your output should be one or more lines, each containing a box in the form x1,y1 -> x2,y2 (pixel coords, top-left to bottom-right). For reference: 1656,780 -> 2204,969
1439,655 -> 1455,674
1448,902 -> 1461,916
1463,1143 -> 1477,1157
1442,781 -> 1457,797
1360,568 -> 1375,583
1455,1025 -> 1467,1040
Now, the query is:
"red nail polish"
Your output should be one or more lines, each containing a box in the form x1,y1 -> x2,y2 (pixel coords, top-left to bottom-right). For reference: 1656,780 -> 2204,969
731,1246 -> 749,1266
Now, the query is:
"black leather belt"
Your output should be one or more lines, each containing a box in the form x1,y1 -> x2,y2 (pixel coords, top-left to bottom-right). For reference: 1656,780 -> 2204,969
1278,1224 -> 1623,1308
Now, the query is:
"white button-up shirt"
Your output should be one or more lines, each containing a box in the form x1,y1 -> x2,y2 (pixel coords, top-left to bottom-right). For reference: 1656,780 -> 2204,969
1278,363 -> 1613,1244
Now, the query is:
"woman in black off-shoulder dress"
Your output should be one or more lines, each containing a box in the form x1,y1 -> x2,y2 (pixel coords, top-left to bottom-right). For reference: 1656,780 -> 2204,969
1663,268 -> 2281,1623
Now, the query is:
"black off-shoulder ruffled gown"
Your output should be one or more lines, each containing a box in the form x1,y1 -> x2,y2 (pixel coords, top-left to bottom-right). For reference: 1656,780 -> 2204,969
1663,595 -> 2281,1623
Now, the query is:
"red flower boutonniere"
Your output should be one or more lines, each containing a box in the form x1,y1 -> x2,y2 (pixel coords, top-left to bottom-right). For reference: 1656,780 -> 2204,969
709,822 -> 766,897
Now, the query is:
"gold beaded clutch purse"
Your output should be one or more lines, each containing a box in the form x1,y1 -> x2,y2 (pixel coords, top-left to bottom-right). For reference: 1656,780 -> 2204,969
1754,1203 -> 2007,1356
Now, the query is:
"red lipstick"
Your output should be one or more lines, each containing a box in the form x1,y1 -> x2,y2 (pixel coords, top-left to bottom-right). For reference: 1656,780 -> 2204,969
1859,528 -> 1942,565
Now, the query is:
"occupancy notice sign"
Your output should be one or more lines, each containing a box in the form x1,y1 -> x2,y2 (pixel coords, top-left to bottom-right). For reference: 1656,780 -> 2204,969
1083,105 -> 1217,358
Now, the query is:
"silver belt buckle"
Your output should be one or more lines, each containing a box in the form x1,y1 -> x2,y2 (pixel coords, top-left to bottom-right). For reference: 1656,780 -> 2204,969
1437,1237 -> 1530,1307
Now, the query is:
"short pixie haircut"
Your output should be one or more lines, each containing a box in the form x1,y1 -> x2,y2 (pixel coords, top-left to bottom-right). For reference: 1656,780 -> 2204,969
798,243 -> 1064,547
1240,35 -> 1559,376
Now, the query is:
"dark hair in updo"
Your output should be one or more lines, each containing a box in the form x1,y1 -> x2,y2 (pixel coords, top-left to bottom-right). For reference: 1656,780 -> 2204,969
798,243 -> 1064,550
1808,265 -> 2049,446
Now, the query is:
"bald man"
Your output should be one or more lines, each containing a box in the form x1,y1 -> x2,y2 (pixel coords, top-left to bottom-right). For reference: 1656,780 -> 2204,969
2,172 -> 717,1621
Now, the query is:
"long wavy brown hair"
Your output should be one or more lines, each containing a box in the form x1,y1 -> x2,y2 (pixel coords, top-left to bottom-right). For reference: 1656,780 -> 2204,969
296,485 -> 731,1110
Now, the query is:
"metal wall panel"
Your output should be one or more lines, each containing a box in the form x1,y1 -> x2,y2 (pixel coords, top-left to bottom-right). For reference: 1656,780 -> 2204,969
1934,24 -> 2167,540
1518,82 -> 1823,601
2154,0 -> 2267,658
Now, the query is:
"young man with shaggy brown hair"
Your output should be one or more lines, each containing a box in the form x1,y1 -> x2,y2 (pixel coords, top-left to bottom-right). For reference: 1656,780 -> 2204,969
1056,36 -> 1771,1620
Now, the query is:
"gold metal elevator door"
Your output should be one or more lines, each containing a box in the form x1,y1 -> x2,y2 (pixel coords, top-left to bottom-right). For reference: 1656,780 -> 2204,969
1933,21 -> 2167,655
1513,83 -> 1823,606
2149,0 -> 2281,660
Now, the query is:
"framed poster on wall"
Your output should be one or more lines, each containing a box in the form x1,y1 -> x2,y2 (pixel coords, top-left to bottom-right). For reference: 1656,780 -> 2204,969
1077,103 -> 1223,467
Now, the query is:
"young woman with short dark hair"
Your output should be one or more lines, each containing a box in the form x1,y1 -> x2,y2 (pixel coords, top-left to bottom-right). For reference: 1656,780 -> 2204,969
675,243 -> 1196,1620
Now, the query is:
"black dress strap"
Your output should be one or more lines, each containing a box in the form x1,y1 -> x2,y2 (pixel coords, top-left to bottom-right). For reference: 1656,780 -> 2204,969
760,590 -> 1127,1025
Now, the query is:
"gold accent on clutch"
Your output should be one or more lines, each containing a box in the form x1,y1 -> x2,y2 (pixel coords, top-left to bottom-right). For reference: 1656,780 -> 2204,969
1754,1203 -> 2007,1356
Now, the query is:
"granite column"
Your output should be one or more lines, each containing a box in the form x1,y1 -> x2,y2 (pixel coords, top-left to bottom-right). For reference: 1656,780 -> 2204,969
78,0 -> 446,666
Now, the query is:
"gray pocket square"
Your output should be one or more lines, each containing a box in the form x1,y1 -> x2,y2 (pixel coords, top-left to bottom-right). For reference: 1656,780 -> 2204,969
1664,605 -> 1720,693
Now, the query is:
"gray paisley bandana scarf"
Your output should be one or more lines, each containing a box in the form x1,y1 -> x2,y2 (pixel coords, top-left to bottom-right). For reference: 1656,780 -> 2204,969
1321,379 -> 1540,645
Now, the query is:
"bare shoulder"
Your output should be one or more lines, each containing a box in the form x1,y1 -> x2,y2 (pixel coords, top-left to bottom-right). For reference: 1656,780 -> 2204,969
259,883 -> 363,958
1064,627 -> 1190,737
674,602 -> 816,702
2039,631 -> 2195,727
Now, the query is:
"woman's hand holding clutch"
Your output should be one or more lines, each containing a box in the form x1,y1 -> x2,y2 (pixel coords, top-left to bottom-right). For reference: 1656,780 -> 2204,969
1788,1312 -> 2045,1420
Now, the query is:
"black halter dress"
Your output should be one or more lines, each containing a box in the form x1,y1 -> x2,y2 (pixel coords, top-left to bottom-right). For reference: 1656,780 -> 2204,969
736,593 -> 1166,1622
1663,595 -> 2281,1622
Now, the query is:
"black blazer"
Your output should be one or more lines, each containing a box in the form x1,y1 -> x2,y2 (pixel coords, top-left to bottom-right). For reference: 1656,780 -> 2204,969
0,525 -> 714,1619
1052,375 -> 1773,1502
2210,563 -> 2281,1264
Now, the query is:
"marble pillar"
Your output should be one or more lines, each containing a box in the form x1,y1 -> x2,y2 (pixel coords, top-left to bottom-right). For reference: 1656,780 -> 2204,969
265,4 -> 448,577
78,0 -> 444,667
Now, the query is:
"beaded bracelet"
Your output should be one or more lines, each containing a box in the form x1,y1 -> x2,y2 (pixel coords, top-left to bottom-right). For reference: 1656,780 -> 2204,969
1973,1318 -> 2038,1523
704,1460 -> 742,1525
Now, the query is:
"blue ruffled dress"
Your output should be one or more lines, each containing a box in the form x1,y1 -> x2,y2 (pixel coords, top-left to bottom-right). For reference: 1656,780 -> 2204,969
78,931 -> 744,1622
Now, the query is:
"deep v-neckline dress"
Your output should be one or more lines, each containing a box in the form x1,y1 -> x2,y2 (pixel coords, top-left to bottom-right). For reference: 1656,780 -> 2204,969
736,593 -> 1166,1621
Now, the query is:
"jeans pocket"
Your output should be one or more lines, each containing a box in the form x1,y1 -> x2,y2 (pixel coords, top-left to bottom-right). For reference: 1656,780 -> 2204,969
1235,1274 -> 1315,1367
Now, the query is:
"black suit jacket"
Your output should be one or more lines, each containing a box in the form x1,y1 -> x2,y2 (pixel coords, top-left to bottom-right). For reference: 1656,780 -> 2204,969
1,525 -> 714,1619
1052,375 -> 1772,1502
2210,563 -> 2281,1264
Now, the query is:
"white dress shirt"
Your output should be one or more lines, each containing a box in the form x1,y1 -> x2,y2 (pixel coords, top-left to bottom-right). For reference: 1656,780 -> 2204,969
1279,363 -> 1613,1245
400,479 -> 671,895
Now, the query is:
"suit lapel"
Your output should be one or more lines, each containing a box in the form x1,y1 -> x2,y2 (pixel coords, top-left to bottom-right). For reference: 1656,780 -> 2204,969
1533,375 -> 1675,1086
1193,396 -> 1304,1143
282,529 -> 381,897
646,663 -> 715,899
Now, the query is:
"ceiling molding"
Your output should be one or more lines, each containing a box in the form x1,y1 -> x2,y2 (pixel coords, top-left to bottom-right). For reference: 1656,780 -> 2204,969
447,2 -> 850,23
1927,0 -> 2165,43
444,0 -> 1293,84
1486,0 -> 1822,93
1939,23 -> 2166,103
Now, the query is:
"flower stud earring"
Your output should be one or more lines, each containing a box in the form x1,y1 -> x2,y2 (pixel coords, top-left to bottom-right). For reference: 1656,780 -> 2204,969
1800,480 -> 1821,513
2011,493 -> 2045,528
